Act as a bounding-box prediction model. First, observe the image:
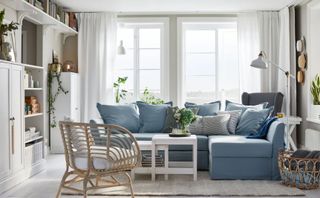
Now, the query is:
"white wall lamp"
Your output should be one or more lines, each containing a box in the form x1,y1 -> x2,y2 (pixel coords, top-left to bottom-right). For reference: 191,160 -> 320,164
117,40 -> 126,55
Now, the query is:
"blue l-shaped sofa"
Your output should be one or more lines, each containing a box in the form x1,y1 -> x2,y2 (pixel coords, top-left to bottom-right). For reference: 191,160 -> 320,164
91,92 -> 285,180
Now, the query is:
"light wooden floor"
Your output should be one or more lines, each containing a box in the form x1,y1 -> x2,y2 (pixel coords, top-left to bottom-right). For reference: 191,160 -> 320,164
0,154 -> 319,198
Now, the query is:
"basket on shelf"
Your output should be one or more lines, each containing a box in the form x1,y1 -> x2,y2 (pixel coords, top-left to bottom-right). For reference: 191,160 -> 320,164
278,150 -> 320,189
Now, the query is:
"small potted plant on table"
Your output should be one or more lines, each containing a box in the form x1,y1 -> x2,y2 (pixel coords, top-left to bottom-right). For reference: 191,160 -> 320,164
171,108 -> 197,137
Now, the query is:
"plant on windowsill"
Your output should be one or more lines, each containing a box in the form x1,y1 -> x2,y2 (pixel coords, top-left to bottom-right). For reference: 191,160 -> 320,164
310,74 -> 320,119
173,108 -> 197,134
141,87 -> 164,104
113,76 -> 128,103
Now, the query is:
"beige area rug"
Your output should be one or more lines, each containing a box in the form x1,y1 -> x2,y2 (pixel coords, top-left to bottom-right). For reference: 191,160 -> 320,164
62,172 -> 305,197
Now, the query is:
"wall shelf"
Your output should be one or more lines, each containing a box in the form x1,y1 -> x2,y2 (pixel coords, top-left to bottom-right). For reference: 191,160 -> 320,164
25,88 -> 43,91
25,113 -> 43,118
25,136 -> 43,144
1,0 -> 77,34
24,64 -> 44,70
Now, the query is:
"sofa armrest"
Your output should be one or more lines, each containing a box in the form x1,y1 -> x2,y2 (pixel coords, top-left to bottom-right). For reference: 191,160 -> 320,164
266,120 -> 285,180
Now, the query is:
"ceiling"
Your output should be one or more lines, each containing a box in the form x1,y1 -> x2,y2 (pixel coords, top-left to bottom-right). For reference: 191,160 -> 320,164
56,0 -> 298,13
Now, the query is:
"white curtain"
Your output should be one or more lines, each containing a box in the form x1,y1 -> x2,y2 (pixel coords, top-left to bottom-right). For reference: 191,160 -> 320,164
257,11 -> 280,92
237,13 -> 261,94
77,13 -> 117,122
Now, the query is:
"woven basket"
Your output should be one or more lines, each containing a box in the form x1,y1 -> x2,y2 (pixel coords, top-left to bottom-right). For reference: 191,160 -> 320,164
278,150 -> 320,189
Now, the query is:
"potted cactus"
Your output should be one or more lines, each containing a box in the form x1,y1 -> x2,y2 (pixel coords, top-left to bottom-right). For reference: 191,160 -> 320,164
310,74 -> 320,119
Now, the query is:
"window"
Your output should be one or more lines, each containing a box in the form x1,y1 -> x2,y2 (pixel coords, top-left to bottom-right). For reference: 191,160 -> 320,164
115,19 -> 169,103
179,19 -> 239,105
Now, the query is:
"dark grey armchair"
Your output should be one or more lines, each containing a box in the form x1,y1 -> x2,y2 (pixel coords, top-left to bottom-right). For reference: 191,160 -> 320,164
242,92 -> 284,117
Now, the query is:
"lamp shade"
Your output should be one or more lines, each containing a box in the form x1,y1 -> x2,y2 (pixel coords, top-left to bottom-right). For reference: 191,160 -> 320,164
117,40 -> 126,55
250,52 -> 267,69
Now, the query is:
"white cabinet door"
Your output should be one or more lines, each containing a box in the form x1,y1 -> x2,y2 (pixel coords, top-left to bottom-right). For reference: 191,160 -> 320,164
10,65 -> 24,172
0,64 -> 11,180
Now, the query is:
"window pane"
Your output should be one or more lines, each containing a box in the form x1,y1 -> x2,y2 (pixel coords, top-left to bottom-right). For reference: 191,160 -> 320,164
113,70 -> 134,91
139,70 -> 160,91
186,76 -> 215,104
139,28 -> 161,48
185,30 -> 215,53
186,53 -> 215,76
139,49 -> 160,69
115,49 -> 134,69
117,28 -> 134,48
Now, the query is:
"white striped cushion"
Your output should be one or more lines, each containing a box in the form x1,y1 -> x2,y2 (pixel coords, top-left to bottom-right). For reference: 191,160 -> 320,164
189,114 -> 230,135
217,110 -> 242,134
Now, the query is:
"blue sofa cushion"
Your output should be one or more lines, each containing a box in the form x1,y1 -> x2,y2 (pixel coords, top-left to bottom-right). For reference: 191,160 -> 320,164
185,101 -> 221,116
209,135 -> 272,158
96,103 -> 140,133
236,108 -> 272,136
136,101 -> 171,133
225,100 -> 268,114
133,133 -> 208,151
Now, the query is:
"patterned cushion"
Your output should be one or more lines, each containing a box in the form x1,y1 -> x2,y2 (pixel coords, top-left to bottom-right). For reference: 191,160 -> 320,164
189,115 -> 230,135
217,110 -> 242,134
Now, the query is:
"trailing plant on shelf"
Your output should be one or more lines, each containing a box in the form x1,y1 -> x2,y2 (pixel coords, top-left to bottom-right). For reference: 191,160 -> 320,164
0,9 -> 18,60
48,67 -> 68,128
113,76 -> 128,103
141,87 -> 164,105
311,74 -> 320,105
173,108 -> 197,134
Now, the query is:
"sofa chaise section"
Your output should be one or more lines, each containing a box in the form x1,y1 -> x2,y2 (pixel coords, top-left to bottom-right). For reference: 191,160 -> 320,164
208,121 -> 284,180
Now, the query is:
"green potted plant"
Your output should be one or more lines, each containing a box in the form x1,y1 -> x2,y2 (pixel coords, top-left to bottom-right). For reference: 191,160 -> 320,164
0,9 -> 18,61
310,74 -> 320,119
173,108 -> 197,134
141,87 -> 164,104
113,76 -> 128,103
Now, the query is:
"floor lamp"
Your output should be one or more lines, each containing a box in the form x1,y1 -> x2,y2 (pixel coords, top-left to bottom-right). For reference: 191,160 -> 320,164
250,51 -> 295,150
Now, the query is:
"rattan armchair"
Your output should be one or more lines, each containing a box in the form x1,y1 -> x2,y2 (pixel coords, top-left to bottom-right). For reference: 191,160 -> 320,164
56,121 -> 141,198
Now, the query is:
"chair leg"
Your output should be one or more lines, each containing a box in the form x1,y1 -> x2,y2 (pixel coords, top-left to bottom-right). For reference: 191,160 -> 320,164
125,172 -> 135,198
83,178 -> 88,198
56,170 -> 70,198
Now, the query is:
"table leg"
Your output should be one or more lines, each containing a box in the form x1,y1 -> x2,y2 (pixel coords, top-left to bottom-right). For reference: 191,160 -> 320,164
164,145 -> 168,180
151,143 -> 156,181
193,141 -> 197,181
288,125 -> 297,151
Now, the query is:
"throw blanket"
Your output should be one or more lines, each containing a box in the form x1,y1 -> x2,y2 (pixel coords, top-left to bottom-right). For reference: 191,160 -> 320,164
246,117 -> 278,139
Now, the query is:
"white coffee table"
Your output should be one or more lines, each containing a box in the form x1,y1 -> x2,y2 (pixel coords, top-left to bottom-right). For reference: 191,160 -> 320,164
151,134 -> 197,181
131,141 -> 168,181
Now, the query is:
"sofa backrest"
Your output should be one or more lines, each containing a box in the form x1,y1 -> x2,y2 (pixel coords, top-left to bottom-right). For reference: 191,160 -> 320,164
241,92 -> 284,117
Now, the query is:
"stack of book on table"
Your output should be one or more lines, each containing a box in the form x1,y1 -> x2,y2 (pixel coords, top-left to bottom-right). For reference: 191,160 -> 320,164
141,154 -> 164,167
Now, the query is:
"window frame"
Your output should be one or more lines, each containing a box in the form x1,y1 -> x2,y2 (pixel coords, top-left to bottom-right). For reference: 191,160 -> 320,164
116,17 -> 170,102
177,17 -> 238,106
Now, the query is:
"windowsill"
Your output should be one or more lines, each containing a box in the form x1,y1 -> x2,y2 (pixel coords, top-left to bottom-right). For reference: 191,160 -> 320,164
306,117 -> 320,125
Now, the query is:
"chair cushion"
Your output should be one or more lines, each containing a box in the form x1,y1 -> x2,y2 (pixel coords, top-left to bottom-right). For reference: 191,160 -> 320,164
96,103 -> 139,133
209,135 -> 272,158
185,101 -> 221,116
137,101 -> 172,133
133,133 -> 209,151
75,157 -> 112,170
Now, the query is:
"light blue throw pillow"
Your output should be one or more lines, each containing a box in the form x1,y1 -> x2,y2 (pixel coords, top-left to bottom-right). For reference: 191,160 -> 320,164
235,108 -> 272,136
185,101 -> 221,116
136,101 -> 172,133
225,100 -> 268,114
96,103 -> 140,133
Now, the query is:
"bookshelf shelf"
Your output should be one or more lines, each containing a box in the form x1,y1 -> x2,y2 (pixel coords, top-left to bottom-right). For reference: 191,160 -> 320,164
1,0 -> 77,34
25,113 -> 43,118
